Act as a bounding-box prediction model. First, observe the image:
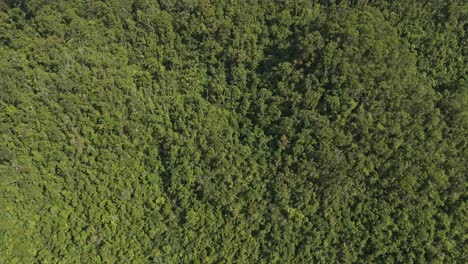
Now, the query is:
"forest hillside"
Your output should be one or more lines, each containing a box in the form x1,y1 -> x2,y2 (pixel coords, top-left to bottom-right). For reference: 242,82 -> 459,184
0,0 -> 466,263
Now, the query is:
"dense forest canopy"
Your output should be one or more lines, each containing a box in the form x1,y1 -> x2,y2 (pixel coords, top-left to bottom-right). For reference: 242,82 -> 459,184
0,0 -> 466,263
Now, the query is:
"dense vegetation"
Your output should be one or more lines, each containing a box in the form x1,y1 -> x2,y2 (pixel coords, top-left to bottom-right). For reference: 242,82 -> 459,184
0,0 -> 466,263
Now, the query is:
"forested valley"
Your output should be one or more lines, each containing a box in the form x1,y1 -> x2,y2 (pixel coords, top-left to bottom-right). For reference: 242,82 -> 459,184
0,0 -> 466,263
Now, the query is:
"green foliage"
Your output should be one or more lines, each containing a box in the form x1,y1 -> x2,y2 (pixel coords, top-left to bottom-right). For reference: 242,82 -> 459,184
0,0 -> 466,263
